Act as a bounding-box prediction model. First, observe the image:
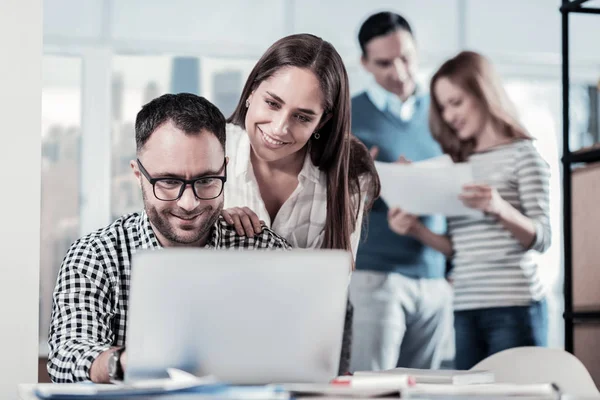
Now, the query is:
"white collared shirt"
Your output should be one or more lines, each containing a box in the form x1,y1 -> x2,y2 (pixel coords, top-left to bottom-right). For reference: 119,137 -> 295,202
366,81 -> 416,121
224,123 -> 365,259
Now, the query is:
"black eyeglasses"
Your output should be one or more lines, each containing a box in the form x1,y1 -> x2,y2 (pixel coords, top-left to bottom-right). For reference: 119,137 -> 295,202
136,158 -> 227,201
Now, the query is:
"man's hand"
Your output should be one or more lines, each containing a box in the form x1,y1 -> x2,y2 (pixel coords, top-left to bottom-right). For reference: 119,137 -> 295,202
120,350 -> 127,373
90,347 -> 125,383
369,147 -> 412,165
369,146 -> 379,160
387,207 -> 420,236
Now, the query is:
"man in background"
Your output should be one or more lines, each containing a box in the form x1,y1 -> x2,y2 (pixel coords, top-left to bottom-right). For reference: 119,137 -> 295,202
350,12 -> 453,371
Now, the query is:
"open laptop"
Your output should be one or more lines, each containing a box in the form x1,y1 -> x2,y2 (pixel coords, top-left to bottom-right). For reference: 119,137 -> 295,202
125,248 -> 351,384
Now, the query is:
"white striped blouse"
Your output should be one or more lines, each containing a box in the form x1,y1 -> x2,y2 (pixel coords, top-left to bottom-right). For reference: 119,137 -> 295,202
448,140 -> 551,311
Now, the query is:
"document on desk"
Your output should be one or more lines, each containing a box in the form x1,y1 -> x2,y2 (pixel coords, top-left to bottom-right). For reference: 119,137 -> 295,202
32,368 -> 289,399
408,382 -> 561,399
375,158 -> 482,217
33,371 -> 218,399
276,373 -> 414,398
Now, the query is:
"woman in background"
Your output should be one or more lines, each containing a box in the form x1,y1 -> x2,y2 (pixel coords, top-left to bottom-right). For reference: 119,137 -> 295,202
387,51 -> 551,369
222,33 -> 380,374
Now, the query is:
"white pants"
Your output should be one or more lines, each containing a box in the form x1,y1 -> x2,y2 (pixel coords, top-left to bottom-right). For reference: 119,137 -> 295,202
349,270 -> 453,371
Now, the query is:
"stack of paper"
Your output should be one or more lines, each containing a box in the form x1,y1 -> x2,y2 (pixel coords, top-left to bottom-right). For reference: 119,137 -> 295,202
407,382 -> 561,400
276,374 -> 414,398
353,368 -> 561,399
355,367 -> 494,385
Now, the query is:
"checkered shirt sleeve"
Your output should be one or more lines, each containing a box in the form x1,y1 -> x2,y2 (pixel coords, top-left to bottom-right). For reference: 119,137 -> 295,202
47,212 -> 150,383
47,212 -> 289,383
47,236 -> 116,383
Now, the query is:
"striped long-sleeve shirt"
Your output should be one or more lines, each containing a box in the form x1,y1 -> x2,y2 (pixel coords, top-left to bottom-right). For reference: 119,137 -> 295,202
448,140 -> 551,311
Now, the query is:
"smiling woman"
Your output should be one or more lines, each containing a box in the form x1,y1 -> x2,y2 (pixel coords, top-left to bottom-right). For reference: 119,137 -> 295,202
225,34 -> 380,255
244,67 -> 323,161
389,51 -> 552,370
223,33 -> 381,374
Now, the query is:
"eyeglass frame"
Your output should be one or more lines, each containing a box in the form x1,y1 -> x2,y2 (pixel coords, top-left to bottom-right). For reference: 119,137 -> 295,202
136,158 -> 227,201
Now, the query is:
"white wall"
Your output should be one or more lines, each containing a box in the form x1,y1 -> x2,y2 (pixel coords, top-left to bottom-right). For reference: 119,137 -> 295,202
0,0 -> 42,398
42,0 -> 600,94
43,0 -> 600,69
292,0 -> 461,58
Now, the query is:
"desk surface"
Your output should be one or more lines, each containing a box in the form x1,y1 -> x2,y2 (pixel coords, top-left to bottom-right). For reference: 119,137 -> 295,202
18,383 -> 600,400
17,384 -> 37,400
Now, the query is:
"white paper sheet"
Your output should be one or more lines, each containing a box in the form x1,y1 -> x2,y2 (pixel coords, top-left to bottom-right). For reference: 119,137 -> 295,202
409,382 -> 559,399
356,367 -> 494,385
411,154 -> 454,168
375,160 -> 482,217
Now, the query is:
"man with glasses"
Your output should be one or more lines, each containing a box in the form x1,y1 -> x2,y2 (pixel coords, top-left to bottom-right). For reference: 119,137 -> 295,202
47,93 -> 290,384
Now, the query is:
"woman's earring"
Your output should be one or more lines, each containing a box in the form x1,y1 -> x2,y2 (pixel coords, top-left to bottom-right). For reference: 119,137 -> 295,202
313,131 -> 320,140
245,99 -> 250,108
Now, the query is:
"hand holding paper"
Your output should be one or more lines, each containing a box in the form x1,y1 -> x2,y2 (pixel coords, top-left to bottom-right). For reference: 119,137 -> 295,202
375,156 -> 482,217
460,184 -> 507,217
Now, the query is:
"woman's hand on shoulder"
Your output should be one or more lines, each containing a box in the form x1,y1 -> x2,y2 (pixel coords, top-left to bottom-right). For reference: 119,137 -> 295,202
221,207 -> 264,237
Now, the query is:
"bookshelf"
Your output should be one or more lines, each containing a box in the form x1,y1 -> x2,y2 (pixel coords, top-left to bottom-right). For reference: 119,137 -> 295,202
560,0 -> 600,384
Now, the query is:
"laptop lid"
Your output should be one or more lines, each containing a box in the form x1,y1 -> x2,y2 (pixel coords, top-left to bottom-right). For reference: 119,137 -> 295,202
125,248 -> 351,384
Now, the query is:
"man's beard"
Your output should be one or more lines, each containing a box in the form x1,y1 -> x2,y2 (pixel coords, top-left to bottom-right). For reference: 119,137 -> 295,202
142,187 -> 223,246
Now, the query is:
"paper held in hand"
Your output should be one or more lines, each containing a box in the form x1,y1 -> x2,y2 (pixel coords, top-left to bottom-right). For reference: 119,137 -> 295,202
375,156 -> 482,217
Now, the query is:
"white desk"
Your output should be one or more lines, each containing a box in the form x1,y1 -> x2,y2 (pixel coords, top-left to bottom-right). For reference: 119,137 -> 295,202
17,384 -> 37,400
19,383 -> 600,400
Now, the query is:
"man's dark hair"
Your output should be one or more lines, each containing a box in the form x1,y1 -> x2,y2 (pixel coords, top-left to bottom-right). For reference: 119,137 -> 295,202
358,12 -> 414,57
135,93 -> 226,152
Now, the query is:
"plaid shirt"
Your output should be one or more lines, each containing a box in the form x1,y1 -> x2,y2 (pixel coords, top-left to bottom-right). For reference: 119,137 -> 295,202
47,211 -> 290,383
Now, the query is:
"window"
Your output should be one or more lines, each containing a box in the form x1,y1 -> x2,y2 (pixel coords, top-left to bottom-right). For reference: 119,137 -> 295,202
39,55 -> 82,355
110,55 -> 255,219
505,79 -> 563,349
111,55 -> 172,219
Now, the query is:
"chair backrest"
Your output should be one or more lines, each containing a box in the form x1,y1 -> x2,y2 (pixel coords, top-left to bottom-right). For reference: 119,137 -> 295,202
472,347 -> 599,398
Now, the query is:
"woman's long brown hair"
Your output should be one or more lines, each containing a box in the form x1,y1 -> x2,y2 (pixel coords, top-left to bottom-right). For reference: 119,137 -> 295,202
429,51 -> 532,162
228,34 -> 380,259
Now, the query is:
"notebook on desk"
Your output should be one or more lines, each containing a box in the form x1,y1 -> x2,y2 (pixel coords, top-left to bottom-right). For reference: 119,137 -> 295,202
125,249 -> 352,385
407,382 -> 561,400
355,368 -> 494,385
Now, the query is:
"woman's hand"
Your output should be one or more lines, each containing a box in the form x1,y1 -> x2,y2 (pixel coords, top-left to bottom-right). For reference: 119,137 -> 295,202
459,184 -> 508,217
387,207 -> 420,236
221,207 -> 264,237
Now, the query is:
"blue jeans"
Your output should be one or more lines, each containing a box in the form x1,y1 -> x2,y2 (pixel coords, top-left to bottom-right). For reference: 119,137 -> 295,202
454,299 -> 547,370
